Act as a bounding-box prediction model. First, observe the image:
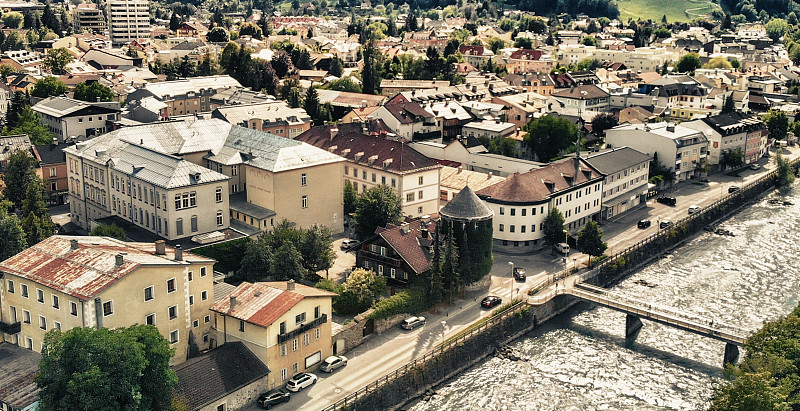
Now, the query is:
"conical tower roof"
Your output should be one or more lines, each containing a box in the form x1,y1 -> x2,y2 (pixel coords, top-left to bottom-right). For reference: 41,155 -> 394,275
439,185 -> 494,222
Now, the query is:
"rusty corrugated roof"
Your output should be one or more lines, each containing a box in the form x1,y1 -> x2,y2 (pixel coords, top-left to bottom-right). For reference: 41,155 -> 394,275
210,282 -> 307,328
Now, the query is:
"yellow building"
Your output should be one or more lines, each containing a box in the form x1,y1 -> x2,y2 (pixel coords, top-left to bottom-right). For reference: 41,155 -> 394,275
211,281 -> 336,390
0,236 -> 215,365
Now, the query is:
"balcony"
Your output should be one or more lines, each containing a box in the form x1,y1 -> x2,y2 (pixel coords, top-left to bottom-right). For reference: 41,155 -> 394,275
413,130 -> 441,141
278,314 -> 327,344
360,249 -> 403,267
0,320 -> 21,334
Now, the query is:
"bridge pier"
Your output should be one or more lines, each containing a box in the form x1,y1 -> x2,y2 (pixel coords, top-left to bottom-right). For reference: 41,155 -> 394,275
724,343 -> 740,366
626,314 -> 643,338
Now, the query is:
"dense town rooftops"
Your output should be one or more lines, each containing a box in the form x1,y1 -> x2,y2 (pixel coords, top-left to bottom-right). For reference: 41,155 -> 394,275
137,75 -> 242,98
477,158 -> 603,204
611,122 -> 708,147
210,281 -> 336,327
382,102 -> 433,124
698,112 -> 765,136
211,101 -> 311,127
552,84 -> 609,100
584,147 -> 652,175
0,236 -> 213,300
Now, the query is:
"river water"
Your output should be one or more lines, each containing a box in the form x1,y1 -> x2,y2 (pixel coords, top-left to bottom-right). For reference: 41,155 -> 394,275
409,186 -> 800,411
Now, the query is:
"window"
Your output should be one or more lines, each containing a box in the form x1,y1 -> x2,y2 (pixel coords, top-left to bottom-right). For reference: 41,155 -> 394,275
52,295 -> 59,309
70,302 -> 78,316
280,322 -> 286,334
301,173 -> 307,186
21,284 -> 28,298
201,267 -> 207,277
391,178 -> 396,187
39,315 -> 47,330
418,190 -> 423,199
54,321 -> 61,330
23,310 -> 30,324
315,328 -> 320,340
188,271 -> 193,282
189,295 -> 194,305
204,315 -> 210,323
406,193 -> 414,202
170,330 -> 178,344
167,279 -> 176,293
499,224 -> 504,232
201,290 -> 208,300
314,305 -> 320,318
510,225 -> 515,233
193,320 -> 199,327
102,301 -> 113,316
304,333 -> 310,346
510,208 -> 516,216
281,368 -> 287,381
281,344 -> 287,356
522,209 -> 526,216
168,305 -> 178,320
144,286 -> 154,301
296,312 -> 306,324
216,211 -> 223,226
37,289 -> 44,303
146,313 -> 155,325
499,207 -> 504,215
191,215 -> 198,232
7,279 -> 14,293
174,192 -> 196,210
292,339 -> 298,351
26,337 -> 32,349
292,363 -> 299,374
301,196 -> 308,209
215,187 -> 222,202
239,320 -> 245,332
419,176 -> 424,185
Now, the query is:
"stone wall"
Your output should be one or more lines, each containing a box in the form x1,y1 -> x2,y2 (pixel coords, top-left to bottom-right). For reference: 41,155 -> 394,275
198,375 -> 268,411
333,310 -> 413,355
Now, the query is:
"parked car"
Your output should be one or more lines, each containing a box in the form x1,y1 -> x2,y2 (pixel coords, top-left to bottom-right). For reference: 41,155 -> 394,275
728,186 -> 740,193
285,373 -> 317,392
257,390 -> 290,409
750,163 -> 761,170
481,296 -> 502,308
688,205 -> 701,214
400,316 -> 426,330
341,239 -> 358,250
660,219 -> 674,229
513,267 -> 526,281
637,219 -> 651,229
553,242 -> 570,255
657,196 -> 677,206
320,355 -> 348,372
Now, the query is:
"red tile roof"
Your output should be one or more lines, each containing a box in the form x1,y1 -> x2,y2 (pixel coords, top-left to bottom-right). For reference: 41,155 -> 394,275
476,158 -> 603,203
373,216 -> 439,274
510,49 -> 545,61
210,282 -> 335,327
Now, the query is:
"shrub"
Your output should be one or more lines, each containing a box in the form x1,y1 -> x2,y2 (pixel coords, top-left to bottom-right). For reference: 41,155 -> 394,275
367,289 -> 426,321
192,237 -> 252,274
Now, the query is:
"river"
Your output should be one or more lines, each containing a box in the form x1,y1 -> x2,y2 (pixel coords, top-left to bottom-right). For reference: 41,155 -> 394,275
409,186 -> 800,411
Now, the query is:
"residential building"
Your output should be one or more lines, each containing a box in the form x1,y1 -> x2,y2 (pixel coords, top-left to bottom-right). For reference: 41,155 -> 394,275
584,147 -> 651,220
176,21 -> 209,38
476,157 -> 604,251
641,75 -> 710,120
462,119 -> 516,140
211,101 -> 312,139
550,84 -> 611,117
74,3 -> 106,34
0,236 -> 216,365
108,0 -> 150,46
606,122 -> 709,182
210,281 -> 336,390
458,45 -> 495,69
356,216 -> 438,286
0,135 -> 34,171
507,49 -> 556,74
340,105 -> 380,123
492,92 -> 548,127
423,100 -> 474,141
373,102 -> 440,141
682,112 -> 767,168
32,96 -> 122,142
0,343 -> 41,411
0,50 -> 44,72
559,45 -> 676,73
126,76 -> 244,117
81,48 -> 143,68
503,73 -> 556,96
34,142 -> 71,205
295,122 -> 442,218
409,137 -> 543,177
379,80 -> 451,97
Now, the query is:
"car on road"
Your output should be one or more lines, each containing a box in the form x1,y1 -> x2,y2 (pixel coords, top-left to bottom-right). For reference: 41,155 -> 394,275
341,239 -> 358,250
481,296 -> 502,308
513,267 -> 526,281
637,219 -> 651,229
688,205 -> 701,214
660,219 -> 674,229
750,163 -> 761,170
400,316 -> 426,330
257,390 -> 290,409
285,373 -> 317,392
728,186 -> 740,193
553,242 -> 570,255
320,355 -> 348,372
657,196 -> 677,206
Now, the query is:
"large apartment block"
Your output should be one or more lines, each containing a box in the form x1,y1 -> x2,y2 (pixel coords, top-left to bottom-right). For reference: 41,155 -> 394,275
0,236 -> 215,365
108,0 -> 150,46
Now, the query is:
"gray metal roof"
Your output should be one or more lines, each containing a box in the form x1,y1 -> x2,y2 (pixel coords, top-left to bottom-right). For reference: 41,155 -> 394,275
32,96 -> 121,118
439,185 -> 494,221
229,192 -> 276,219
224,126 -> 344,172
585,147 -> 651,175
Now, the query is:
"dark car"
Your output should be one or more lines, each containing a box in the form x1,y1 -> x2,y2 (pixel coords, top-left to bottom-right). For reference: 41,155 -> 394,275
257,390 -> 290,409
657,196 -> 677,206
637,219 -> 651,229
728,186 -> 740,193
481,296 -> 502,308
513,267 -> 526,281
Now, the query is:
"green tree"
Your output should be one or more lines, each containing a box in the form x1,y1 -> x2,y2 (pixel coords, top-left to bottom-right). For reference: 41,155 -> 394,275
20,177 -> 56,245
6,107 -> 55,145
775,153 -> 796,188
343,179 -> 357,215
300,224 -> 335,276
90,224 -> 130,241
5,91 -> 30,130
704,56 -> 733,69
765,18 -> 789,42
321,77 -> 362,93
522,115 -> 578,161
514,37 -> 533,49
269,242 -> 306,281
2,11 -> 23,29
31,76 -> 69,98
441,227 -> 459,298
238,236 -> 273,282
2,149 -> 38,210
487,37 -> 506,54
361,41 -> 383,95
169,12 -> 181,31
37,325 -> 176,411
764,110 -> 789,141
342,267 -> 387,309
329,57 -> 343,77
542,207 -> 566,247
582,36 -> 598,46
721,94 -> 736,113
351,185 -> 403,240
675,52 -> 702,74
207,27 -> 229,42
43,48 -> 74,74
239,22 -> 263,39
304,86 -> 322,125
73,81 -> 114,102
3,31 -> 24,51
576,220 -> 607,266
591,112 -> 618,136
0,200 -> 26,260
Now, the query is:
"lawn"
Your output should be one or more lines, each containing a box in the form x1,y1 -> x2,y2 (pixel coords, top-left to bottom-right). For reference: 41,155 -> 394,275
617,0 -> 716,22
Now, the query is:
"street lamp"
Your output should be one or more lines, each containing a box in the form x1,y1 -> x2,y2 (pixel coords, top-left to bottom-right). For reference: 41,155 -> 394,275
573,257 -> 577,274
508,261 -> 514,297
440,320 -> 447,340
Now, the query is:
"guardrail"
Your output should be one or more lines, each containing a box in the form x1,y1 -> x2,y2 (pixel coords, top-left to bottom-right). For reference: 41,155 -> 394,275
321,300 -> 529,411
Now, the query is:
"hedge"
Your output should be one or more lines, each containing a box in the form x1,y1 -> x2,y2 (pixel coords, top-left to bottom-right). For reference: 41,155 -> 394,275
367,289 -> 426,321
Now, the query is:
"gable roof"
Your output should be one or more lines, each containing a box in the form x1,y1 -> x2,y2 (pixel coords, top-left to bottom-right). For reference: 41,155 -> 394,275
552,84 -> 609,100
476,158 -> 603,203
510,49 -> 545,60
373,217 -> 438,274
34,142 -> 70,165
173,342 -> 269,411
0,343 -> 41,410
32,96 -> 121,118
381,102 -> 432,124
584,147 -> 651,174
210,282 -> 336,328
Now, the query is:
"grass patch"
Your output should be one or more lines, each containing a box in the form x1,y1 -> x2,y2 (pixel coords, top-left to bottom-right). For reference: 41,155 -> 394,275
617,0 -> 715,22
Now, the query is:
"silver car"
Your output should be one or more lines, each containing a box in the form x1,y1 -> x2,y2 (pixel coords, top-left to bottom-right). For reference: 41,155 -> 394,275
285,373 -> 317,392
320,355 -> 348,372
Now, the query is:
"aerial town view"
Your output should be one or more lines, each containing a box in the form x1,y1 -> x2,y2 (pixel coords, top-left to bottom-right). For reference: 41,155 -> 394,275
2,0 -> 800,409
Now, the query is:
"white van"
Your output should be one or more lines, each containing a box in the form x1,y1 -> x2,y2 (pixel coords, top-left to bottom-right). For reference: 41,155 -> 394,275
554,243 -> 570,254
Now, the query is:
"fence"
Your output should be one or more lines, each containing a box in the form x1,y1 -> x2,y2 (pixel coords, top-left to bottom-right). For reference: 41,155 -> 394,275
321,300 -> 531,411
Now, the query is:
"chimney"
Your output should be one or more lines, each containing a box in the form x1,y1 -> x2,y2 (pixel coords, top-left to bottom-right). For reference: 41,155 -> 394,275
229,295 -> 236,311
174,244 -> 183,261
52,137 -> 58,146
115,253 -> 124,266
287,279 -> 296,290
70,239 -> 79,250
421,227 -> 429,238
155,240 -> 166,255
330,127 -> 339,141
